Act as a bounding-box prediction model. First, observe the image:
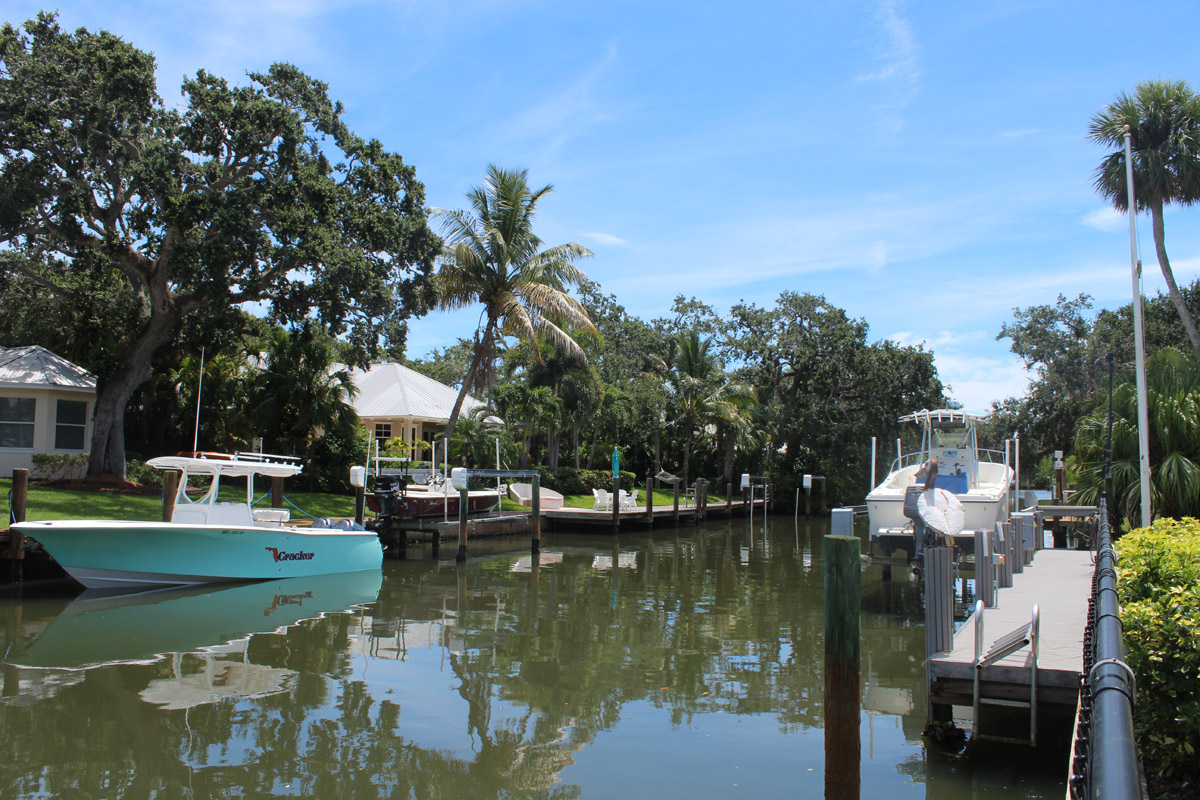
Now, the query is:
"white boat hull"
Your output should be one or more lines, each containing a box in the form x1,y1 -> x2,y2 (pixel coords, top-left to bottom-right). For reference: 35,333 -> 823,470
14,520 -> 383,589
866,461 -> 1013,537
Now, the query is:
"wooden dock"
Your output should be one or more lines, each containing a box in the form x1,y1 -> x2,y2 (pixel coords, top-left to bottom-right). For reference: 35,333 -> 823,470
542,497 -> 766,531
928,548 -> 1093,711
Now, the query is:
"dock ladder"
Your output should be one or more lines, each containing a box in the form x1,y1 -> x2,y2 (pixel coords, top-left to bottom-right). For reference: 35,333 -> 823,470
972,600 -> 1040,746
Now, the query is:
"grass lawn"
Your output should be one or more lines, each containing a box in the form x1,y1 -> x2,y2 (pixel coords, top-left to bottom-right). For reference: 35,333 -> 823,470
2,479 -> 730,524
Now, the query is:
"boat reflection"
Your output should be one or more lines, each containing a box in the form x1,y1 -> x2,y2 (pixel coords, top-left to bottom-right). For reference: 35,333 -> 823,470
5,571 -> 382,672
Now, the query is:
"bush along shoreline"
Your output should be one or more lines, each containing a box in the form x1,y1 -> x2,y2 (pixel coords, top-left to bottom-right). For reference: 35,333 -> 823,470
1116,518 -> 1200,797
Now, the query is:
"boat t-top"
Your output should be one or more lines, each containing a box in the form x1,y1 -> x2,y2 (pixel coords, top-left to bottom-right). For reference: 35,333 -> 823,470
13,452 -> 383,590
866,409 -> 1013,551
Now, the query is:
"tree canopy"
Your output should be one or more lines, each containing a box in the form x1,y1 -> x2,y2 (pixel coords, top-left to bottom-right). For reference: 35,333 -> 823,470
0,13 -> 439,476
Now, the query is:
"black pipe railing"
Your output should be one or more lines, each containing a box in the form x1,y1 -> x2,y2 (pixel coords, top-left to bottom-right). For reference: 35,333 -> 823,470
1068,497 -> 1142,799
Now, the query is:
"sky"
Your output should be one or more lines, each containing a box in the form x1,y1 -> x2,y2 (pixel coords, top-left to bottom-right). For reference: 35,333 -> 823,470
8,0 -> 1200,410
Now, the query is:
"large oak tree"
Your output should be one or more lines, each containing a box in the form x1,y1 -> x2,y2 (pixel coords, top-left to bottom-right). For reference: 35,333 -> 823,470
0,13 -> 439,477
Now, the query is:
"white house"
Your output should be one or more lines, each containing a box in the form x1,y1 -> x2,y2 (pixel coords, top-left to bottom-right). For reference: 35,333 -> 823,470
345,363 -> 498,460
0,345 -> 97,477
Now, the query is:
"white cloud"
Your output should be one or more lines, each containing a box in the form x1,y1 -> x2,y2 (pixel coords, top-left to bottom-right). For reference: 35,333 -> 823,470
1082,206 -> 1124,232
854,0 -> 922,134
578,230 -> 629,247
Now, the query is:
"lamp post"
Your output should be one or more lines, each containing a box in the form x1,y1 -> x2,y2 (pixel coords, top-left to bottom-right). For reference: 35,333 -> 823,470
1095,353 -> 1115,521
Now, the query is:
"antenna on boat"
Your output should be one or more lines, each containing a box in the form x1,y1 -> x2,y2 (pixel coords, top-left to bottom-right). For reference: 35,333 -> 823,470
192,347 -> 205,454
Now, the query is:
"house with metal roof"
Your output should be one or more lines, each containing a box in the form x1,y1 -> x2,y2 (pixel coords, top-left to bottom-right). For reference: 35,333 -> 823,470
345,362 -> 497,459
0,345 -> 97,476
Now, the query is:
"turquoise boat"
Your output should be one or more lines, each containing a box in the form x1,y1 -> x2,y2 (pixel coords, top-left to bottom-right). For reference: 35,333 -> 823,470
13,453 -> 382,590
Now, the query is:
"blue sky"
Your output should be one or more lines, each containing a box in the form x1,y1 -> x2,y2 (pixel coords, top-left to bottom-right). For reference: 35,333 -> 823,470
10,1 -> 1200,409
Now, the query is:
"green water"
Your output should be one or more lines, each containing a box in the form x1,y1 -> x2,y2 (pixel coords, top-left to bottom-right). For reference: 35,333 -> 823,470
1,517 -> 1071,798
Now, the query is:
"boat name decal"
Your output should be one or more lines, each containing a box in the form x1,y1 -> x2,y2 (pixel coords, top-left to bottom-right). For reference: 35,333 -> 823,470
265,546 -> 315,562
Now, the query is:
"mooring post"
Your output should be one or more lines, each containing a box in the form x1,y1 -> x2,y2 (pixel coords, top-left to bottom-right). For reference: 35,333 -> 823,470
161,469 -> 179,523
8,469 -> 28,578
531,474 -> 541,555
924,545 -> 954,656
456,488 -> 469,563
694,479 -> 705,523
354,485 -> 365,526
997,522 -> 1013,588
805,484 -> 812,517
726,482 -> 732,514
645,477 -> 654,527
612,471 -> 620,534
673,480 -> 680,524
271,475 -> 284,509
975,527 -> 995,608
825,510 -> 861,800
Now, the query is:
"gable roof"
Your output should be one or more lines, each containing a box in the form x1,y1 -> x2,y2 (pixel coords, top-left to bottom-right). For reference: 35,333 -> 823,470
0,345 -> 96,392
346,362 -> 495,423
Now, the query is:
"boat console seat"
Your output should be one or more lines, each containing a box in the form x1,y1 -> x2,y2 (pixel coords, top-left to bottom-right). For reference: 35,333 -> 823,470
936,474 -> 969,494
252,507 -> 291,526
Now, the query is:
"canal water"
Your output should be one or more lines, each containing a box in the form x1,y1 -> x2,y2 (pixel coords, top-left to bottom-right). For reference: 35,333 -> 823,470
1,516 -> 1071,798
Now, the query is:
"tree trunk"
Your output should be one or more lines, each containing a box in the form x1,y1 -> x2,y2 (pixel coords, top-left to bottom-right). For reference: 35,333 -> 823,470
573,427 -> 581,469
548,426 -> 559,469
1151,200 -> 1200,350
445,322 -> 494,443
86,309 -> 177,478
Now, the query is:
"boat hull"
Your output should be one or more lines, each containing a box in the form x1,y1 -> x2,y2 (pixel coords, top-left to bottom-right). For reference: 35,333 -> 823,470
13,520 -> 383,589
365,490 -> 499,518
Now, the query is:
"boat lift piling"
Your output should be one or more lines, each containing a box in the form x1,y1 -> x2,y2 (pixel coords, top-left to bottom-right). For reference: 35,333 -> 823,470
824,508 -> 861,800
7,469 -> 27,582
161,470 -> 180,522
450,468 -> 544,563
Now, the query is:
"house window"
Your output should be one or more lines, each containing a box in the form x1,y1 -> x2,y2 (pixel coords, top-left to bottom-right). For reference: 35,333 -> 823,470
374,422 -> 392,448
55,399 -> 88,451
0,397 -> 36,449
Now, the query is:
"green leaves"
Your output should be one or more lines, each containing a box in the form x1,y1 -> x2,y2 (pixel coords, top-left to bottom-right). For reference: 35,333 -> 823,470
1117,519 -> 1200,787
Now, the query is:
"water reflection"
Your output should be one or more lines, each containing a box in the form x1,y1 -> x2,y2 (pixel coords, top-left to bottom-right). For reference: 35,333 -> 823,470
0,518 -> 1070,798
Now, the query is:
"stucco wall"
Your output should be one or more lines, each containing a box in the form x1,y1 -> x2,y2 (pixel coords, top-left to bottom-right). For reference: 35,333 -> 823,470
0,386 -> 95,478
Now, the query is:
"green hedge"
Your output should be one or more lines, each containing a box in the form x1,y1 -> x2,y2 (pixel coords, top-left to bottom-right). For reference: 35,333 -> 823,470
1117,518 -> 1200,788
536,467 -> 638,495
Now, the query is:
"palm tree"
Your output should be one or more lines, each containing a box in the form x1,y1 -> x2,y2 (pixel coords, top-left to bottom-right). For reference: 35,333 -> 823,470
653,331 -> 756,488
433,165 -> 596,441
1074,347 -> 1200,524
1089,80 -> 1200,350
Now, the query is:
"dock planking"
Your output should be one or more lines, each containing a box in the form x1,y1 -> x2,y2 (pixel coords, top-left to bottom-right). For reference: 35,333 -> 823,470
928,548 -> 1093,709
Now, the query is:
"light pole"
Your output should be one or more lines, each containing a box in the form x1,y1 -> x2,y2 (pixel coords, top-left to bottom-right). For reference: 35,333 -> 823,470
1095,353 -> 1115,521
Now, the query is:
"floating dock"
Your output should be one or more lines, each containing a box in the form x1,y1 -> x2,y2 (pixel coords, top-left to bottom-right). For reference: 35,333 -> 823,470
927,548 -> 1093,713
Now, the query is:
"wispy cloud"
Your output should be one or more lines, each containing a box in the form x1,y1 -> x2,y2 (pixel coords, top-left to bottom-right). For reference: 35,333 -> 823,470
1082,206 -> 1124,232
578,230 -> 628,247
855,0 -> 921,135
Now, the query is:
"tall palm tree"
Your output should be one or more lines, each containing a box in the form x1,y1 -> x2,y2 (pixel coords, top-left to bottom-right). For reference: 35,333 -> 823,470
1074,347 -> 1200,524
433,166 -> 596,441
1089,80 -> 1200,350
653,331 -> 756,488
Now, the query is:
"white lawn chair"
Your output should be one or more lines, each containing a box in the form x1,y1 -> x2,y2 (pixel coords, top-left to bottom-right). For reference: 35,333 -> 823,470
592,488 -> 611,512
621,488 -> 639,510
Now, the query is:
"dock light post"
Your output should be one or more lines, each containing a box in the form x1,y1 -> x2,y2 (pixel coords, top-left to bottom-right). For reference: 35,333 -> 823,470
1095,353 -> 1115,518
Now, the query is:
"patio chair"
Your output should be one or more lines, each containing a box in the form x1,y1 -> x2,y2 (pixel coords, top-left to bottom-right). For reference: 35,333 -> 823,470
592,488 -> 611,512
622,488 -> 639,510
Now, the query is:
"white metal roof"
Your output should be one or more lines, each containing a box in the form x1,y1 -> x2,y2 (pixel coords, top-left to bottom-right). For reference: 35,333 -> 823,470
0,345 -> 96,392
345,362 -> 499,423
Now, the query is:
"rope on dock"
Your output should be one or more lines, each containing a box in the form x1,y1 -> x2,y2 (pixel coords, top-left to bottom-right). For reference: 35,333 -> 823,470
283,496 -> 320,519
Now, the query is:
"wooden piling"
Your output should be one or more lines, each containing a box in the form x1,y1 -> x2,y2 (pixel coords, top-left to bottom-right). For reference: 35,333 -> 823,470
645,477 -> 654,527
161,469 -> 180,523
8,469 -> 28,560
271,475 -> 284,509
824,523 -> 861,800
695,479 -> 705,523
612,471 -> 621,533
354,485 -> 365,526
673,480 -> 680,524
726,482 -> 732,514
456,488 -> 469,562
531,475 -> 541,554
924,546 -> 954,656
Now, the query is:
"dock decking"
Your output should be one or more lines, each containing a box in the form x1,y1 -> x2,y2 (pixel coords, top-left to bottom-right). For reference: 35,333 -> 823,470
928,548 -> 1093,710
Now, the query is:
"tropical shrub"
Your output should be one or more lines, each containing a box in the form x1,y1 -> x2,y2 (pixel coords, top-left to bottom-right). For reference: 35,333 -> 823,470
1074,348 -> 1200,525
30,453 -> 89,481
1117,518 -> 1200,788
537,467 -> 638,494
125,459 -> 164,487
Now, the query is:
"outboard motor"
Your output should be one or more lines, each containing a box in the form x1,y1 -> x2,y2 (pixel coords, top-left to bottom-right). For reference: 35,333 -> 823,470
903,485 -> 930,574
374,475 -> 401,518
